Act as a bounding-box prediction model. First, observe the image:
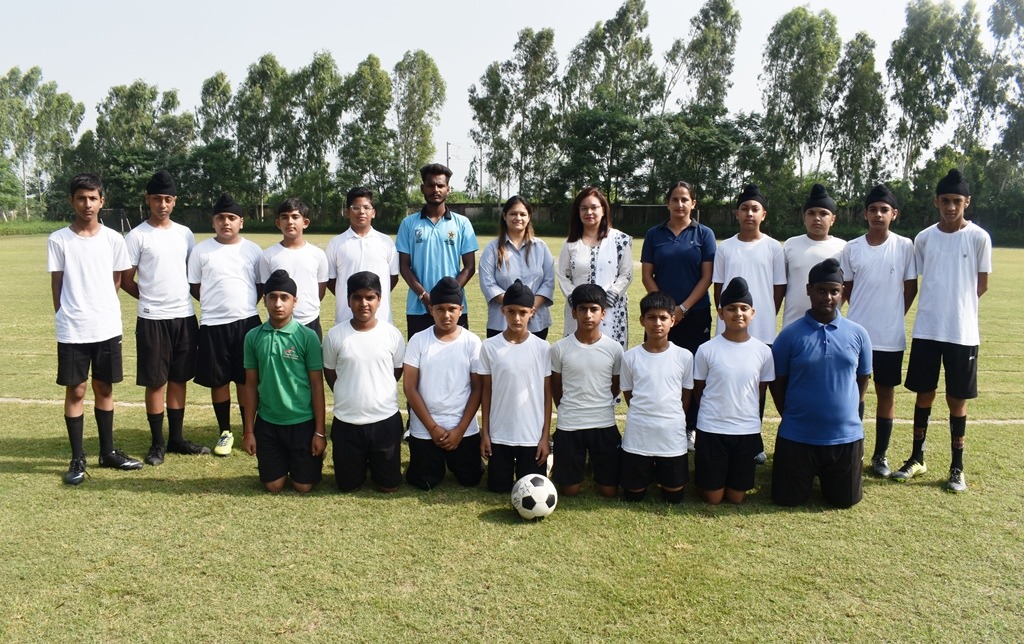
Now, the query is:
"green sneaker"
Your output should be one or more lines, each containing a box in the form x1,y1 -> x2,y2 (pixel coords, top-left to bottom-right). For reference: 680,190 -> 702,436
213,431 -> 234,457
946,467 -> 967,493
890,459 -> 926,482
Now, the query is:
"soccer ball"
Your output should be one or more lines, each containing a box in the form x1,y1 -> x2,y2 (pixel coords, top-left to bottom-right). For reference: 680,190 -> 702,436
511,474 -> 558,520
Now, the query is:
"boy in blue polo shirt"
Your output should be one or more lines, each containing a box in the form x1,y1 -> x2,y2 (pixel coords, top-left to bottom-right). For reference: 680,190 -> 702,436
769,258 -> 871,508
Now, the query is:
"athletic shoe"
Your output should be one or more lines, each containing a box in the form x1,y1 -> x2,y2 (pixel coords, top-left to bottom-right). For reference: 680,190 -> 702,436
167,439 -> 212,456
63,457 -> 87,485
145,444 -> 166,466
213,431 -> 234,457
98,449 -> 144,470
753,451 -> 767,465
687,430 -> 696,453
890,459 -> 927,482
870,455 -> 892,478
946,467 -> 967,493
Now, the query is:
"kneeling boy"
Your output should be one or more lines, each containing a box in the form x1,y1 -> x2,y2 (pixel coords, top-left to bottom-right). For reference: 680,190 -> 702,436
241,270 -> 325,492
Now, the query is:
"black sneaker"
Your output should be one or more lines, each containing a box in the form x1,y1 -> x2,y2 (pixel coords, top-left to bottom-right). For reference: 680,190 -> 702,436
63,457 -> 87,485
98,449 -> 144,470
167,439 -> 212,456
145,444 -> 166,466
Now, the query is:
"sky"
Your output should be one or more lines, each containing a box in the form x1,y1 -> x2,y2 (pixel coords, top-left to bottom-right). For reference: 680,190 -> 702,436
1,0 -> 994,188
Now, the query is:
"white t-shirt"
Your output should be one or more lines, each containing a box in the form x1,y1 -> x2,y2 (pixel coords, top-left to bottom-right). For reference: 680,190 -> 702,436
620,344 -> 694,457
840,233 -> 917,351
549,334 -> 622,430
713,234 -> 786,343
326,228 -> 399,324
124,221 -> 196,320
782,235 -> 847,328
322,321 -> 405,424
476,334 -> 550,447
47,225 -> 131,343
259,242 -> 329,325
693,334 -> 775,436
187,237 -> 263,326
911,222 -> 992,346
404,327 -> 482,439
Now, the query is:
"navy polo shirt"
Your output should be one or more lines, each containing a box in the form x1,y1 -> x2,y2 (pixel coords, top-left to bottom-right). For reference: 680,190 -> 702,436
640,220 -> 716,310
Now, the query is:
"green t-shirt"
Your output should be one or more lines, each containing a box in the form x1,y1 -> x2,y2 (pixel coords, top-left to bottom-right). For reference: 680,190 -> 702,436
243,319 -> 323,425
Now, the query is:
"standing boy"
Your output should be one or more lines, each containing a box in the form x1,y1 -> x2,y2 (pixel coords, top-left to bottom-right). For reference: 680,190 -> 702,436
770,259 -> 871,508
259,198 -> 328,339
241,270 -> 326,493
403,277 -> 484,490
550,284 -> 623,498
122,170 -> 209,466
840,184 -> 917,478
781,184 -> 846,329
49,173 -> 142,484
326,186 -> 399,326
322,271 -> 406,492
892,169 -> 991,493
396,163 -> 478,338
619,292 -> 694,503
477,280 -> 552,493
187,192 -> 263,457
693,278 -> 774,504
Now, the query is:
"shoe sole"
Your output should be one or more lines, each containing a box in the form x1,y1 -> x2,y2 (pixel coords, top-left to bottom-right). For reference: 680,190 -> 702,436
63,476 -> 85,485
144,458 -> 164,466
167,446 -> 212,456
946,485 -> 967,493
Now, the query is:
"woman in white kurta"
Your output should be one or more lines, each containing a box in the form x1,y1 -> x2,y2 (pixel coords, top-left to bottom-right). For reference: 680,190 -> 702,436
557,187 -> 633,348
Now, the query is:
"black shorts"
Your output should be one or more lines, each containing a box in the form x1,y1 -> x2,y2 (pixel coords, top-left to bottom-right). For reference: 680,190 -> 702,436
551,425 -> 621,487
667,307 -> 712,356
487,443 -> 545,494
694,431 -> 763,492
304,317 -> 323,342
871,350 -> 904,388
56,336 -> 123,386
771,435 -> 863,508
194,315 -> 261,388
254,416 -> 323,485
905,339 -> 978,400
405,434 -> 483,490
135,316 -> 198,387
619,451 -> 688,491
331,412 -> 404,491
407,313 -> 468,338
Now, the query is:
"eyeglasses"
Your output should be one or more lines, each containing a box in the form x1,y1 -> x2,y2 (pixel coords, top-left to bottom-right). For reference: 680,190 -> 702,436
349,206 -> 374,213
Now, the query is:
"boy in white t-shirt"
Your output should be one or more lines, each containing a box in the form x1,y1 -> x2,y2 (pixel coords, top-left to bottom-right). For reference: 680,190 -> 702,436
620,292 -> 693,503
840,184 -> 917,479
892,169 -> 992,493
49,173 -> 142,485
693,278 -> 774,504
187,192 -> 264,457
477,280 -> 552,493
326,186 -> 399,326
322,271 -> 406,492
781,184 -> 846,329
403,277 -> 484,489
122,170 -> 209,466
550,284 -> 623,498
259,197 -> 328,340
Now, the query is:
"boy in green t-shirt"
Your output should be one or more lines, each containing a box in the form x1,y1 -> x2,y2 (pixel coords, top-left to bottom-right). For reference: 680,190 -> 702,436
241,269 -> 326,492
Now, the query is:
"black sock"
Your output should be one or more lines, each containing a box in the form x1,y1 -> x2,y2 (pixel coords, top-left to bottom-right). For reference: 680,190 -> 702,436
213,401 -> 231,432
95,408 -> 114,455
65,415 -> 85,459
874,417 -> 894,457
147,412 -> 165,446
950,415 -> 967,470
661,488 -> 684,504
167,408 -> 185,444
911,406 -> 930,463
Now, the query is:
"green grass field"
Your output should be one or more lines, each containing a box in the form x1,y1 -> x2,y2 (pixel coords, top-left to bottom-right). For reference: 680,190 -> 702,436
1,232 -> 1022,641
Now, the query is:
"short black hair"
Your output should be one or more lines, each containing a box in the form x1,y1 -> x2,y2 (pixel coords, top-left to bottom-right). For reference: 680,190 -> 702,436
69,173 -> 104,197
570,283 -> 607,310
420,163 -> 453,183
276,197 -> 308,218
640,291 -> 676,317
347,270 -> 382,297
346,186 -> 374,208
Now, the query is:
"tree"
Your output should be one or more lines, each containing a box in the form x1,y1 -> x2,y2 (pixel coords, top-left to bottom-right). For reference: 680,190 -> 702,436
198,71 -> 234,144
392,50 -> 446,191
682,0 -> 742,115
468,61 -> 512,198
234,54 -> 287,218
948,1 -> 1004,158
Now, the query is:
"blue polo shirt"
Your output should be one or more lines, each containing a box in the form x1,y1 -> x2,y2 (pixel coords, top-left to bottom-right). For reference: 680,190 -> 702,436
396,208 -> 478,315
772,311 -> 872,446
640,220 -> 716,310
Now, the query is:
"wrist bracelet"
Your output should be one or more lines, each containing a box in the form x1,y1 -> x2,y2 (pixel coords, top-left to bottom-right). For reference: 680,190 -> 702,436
315,432 -> 326,439
419,291 -> 428,300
